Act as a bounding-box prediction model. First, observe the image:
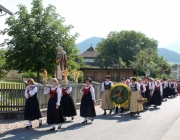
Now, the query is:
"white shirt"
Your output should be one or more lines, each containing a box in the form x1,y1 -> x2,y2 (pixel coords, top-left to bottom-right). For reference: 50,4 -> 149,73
169,82 -> 175,88
129,82 -> 141,91
101,81 -> 114,91
44,86 -> 62,105
25,86 -> 37,99
61,87 -> 72,94
152,83 -> 162,95
141,83 -> 146,93
80,85 -> 96,100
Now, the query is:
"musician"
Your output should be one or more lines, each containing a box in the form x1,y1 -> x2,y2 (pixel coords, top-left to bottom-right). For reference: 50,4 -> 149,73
24,79 -> 42,128
44,78 -> 64,131
150,80 -> 162,108
101,75 -> 114,115
80,78 -> 96,123
129,77 -> 143,116
60,87 -> 77,121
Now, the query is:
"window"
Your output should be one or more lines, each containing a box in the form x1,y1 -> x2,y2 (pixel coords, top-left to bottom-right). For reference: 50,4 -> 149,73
84,58 -> 95,62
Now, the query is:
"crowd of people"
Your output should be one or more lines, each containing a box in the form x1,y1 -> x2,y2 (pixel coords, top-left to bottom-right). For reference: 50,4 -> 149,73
23,76 -> 180,131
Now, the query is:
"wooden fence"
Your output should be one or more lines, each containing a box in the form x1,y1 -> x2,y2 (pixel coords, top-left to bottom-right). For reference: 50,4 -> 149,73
0,82 -> 101,112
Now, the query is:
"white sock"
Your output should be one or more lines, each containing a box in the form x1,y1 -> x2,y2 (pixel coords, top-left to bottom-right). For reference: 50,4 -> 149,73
58,123 -> 62,127
51,124 -> 55,128
39,119 -> 42,123
84,117 -> 87,121
28,121 -> 32,126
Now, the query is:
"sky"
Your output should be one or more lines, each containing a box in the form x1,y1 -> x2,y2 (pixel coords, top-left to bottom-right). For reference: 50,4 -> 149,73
1,0 -> 180,47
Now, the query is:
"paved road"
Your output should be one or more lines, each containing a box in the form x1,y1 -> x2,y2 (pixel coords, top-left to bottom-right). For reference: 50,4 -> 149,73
1,97 -> 180,140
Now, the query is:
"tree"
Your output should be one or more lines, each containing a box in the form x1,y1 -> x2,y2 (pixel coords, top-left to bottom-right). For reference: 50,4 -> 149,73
0,49 -> 8,78
96,30 -> 158,68
171,64 -> 178,70
130,48 -> 171,78
1,0 -> 83,82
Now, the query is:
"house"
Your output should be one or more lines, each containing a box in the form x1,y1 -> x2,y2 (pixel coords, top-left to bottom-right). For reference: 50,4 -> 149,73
80,46 -> 98,66
176,65 -> 180,79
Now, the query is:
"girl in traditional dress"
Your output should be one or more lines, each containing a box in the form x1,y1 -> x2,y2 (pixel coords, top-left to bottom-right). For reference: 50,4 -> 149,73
169,79 -> 175,98
129,77 -> 143,116
174,80 -> 178,97
24,79 -> 42,128
162,79 -> 168,101
151,80 -> 162,108
80,78 -> 96,123
144,77 -> 151,106
44,78 -> 64,130
101,75 -> 114,115
60,87 -> 77,121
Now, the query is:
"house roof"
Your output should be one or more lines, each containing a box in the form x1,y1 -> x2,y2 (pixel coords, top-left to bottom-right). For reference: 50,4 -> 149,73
80,47 -> 97,58
0,5 -> 13,16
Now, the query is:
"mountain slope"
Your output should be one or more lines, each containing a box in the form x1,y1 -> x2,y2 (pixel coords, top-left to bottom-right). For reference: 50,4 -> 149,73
77,37 -> 102,53
161,39 -> 180,54
158,48 -> 180,63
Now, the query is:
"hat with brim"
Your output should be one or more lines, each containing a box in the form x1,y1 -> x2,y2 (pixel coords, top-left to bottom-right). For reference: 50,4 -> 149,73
106,75 -> 110,78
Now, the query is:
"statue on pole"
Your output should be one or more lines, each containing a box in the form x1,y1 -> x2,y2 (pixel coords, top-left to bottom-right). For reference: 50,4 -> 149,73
55,46 -> 67,80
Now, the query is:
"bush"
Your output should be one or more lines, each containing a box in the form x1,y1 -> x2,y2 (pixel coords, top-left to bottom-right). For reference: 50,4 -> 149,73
22,70 -> 43,79
67,70 -> 84,83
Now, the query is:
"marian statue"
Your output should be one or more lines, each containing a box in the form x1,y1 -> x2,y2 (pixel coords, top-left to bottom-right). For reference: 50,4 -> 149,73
55,46 -> 67,80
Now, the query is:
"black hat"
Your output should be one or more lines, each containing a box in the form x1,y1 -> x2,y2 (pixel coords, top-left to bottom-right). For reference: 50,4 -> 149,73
105,75 -> 110,78
131,77 -> 137,82
86,78 -> 92,83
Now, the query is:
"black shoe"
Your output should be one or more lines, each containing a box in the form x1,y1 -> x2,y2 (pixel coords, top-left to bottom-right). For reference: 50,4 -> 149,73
82,120 -> 87,123
64,119 -> 66,122
58,126 -> 61,130
91,118 -> 94,122
49,127 -> 55,131
103,111 -> 106,115
25,125 -> 32,128
39,120 -> 42,126
71,117 -> 74,120
109,110 -> 112,114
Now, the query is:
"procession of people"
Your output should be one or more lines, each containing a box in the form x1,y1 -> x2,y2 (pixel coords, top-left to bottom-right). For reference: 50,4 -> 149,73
23,75 -> 180,131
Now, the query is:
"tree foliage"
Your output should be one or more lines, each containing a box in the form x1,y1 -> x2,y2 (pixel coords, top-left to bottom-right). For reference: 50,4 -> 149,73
96,30 -> 158,68
0,49 -> 8,78
130,48 -> 171,78
1,0 -> 83,82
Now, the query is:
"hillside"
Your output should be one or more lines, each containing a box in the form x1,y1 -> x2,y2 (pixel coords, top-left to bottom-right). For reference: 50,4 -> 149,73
161,39 -> 180,54
77,37 -> 180,63
77,37 -> 102,53
158,48 -> 180,63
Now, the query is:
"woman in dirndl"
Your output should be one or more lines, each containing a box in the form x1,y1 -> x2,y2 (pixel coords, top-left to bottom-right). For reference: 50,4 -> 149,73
60,87 -> 77,121
150,80 -> 162,108
44,78 -> 64,131
80,78 -> 96,123
24,79 -> 42,128
129,77 -> 143,116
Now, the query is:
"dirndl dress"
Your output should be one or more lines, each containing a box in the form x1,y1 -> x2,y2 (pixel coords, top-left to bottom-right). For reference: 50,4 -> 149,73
24,87 -> 42,120
150,86 -> 162,106
60,88 -> 77,117
47,87 -> 64,124
129,84 -> 143,113
80,86 -> 96,118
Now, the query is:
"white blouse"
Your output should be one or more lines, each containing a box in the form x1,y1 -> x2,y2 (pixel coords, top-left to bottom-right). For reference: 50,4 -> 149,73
101,81 -> 114,91
80,85 -> 95,100
152,84 -> 162,95
61,87 -> 72,94
25,86 -> 37,99
44,86 -> 62,105
129,82 -> 141,91
141,83 -> 146,93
